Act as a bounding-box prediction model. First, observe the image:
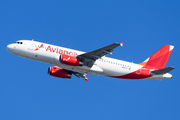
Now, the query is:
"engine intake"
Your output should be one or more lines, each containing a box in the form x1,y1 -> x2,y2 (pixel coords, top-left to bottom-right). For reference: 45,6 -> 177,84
48,66 -> 72,78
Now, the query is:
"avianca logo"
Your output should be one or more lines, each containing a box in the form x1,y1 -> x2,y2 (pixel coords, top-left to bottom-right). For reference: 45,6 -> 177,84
63,57 -> 70,61
34,44 -> 43,51
34,44 -> 78,56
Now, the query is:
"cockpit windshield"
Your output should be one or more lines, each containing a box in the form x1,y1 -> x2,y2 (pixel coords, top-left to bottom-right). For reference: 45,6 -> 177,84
15,42 -> 23,44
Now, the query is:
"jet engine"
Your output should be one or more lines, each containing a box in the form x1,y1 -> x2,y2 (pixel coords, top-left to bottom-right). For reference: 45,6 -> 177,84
59,54 -> 83,66
48,66 -> 72,78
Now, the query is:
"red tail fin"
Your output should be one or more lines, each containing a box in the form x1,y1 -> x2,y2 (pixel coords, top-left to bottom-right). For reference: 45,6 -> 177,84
139,45 -> 174,69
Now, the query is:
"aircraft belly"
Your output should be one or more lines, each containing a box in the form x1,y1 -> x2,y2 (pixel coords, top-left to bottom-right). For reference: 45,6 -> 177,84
57,65 -> 103,75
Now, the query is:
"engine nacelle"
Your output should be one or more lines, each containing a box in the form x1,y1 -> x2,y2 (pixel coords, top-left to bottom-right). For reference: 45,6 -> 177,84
48,66 -> 72,78
59,54 -> 83,66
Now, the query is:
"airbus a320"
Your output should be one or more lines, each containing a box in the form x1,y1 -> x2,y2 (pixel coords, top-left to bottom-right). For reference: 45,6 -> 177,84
6,40 -> 175,81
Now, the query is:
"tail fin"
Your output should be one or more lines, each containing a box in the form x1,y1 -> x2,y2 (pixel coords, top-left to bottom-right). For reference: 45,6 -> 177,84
139,45 -> 174,69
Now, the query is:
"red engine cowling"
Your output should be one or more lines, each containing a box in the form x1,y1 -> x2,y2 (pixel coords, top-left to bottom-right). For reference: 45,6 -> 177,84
48,66 -> 72,78
59,54 -> 83,66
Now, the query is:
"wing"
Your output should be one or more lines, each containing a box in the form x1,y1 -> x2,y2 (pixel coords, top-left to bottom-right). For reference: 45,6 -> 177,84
77,42 -> 124,67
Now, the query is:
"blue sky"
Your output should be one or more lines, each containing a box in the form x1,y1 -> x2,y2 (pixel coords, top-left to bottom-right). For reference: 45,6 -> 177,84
1,0 -> 180,120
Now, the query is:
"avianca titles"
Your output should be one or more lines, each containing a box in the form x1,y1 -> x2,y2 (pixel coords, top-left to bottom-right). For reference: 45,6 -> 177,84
6,40 -> 175,81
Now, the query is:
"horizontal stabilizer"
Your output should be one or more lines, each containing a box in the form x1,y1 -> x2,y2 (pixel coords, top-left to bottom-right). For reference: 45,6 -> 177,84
151,67 -> 175,75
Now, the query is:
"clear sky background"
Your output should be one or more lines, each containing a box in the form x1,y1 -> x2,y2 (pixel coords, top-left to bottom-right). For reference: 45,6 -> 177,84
0,0 -> 180,120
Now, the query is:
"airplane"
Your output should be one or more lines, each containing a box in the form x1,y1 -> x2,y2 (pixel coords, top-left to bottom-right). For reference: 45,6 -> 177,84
6,40 -> 175,82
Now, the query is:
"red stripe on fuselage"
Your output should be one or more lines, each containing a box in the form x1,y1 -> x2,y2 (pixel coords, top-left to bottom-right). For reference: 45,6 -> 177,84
110,70 -> 153,79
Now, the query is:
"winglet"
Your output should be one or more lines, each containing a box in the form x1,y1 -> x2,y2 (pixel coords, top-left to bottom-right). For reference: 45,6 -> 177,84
119,42 -> 124,46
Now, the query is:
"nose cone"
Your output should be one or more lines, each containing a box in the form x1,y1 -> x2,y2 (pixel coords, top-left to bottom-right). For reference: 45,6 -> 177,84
6,44 -> 14,53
